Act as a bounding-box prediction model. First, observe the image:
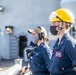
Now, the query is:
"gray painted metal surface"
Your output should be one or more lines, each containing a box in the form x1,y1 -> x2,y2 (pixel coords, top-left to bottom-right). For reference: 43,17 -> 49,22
0,0 -> 60,59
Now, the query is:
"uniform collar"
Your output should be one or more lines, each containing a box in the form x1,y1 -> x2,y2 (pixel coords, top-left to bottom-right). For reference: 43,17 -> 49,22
59,33 -> 67,43
39,42 -> 45,46
53,33 -> 69,49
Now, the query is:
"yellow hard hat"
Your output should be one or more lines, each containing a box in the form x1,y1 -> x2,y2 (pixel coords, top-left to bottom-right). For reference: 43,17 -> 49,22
49,8 -> 75,23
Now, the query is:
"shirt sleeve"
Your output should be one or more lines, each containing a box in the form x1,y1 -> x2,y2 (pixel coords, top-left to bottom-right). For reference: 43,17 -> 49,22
42,46 -> 52,73
65,40 -> 76,65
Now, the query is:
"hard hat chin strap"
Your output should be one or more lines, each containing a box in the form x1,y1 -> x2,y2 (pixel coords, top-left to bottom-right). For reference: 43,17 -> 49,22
56,16 -> 64,34
57,22 -> 63,34
58,22 -> 63,30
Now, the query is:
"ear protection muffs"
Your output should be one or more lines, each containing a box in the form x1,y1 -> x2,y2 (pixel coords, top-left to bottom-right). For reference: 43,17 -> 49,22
38,32 -> 45,40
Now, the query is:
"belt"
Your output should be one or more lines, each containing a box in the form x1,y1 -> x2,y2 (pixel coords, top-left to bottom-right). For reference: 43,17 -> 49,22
33,71 -> 50,74
63,71 -> 76,75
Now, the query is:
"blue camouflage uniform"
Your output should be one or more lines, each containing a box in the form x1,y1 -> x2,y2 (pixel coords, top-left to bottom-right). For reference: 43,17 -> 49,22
30,42 -> 52,75
50,33 -> 76,75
